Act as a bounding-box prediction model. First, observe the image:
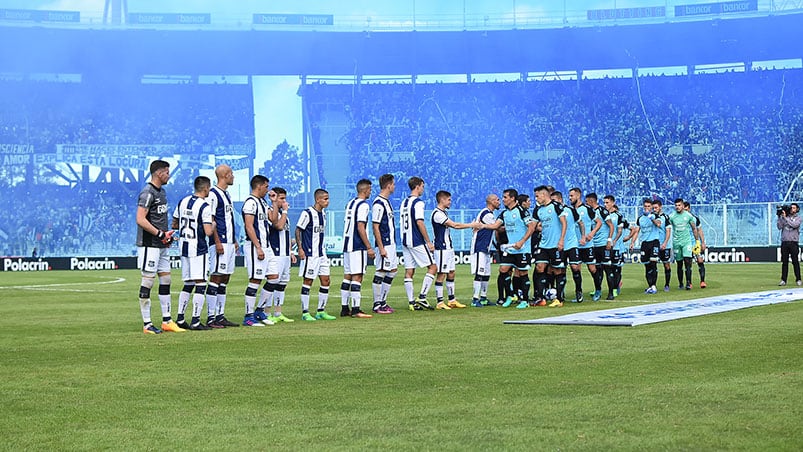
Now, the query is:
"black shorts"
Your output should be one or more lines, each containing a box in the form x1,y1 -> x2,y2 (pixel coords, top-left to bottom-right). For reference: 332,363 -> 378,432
500,252 -> 530,270
534,247 -> 565,268
659,247 -> 672,263
579,247 -> 595,265
612,249 -> 623,266
640,240 -> 659,263
564,247 -> 581,265
593,246 -> 612,266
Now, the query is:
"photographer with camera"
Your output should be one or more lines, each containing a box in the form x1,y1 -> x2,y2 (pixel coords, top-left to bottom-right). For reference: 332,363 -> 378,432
776,203 -> 801,286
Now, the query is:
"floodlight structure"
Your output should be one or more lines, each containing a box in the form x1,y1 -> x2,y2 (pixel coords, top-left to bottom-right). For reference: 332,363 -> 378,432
103,0 -> 128,25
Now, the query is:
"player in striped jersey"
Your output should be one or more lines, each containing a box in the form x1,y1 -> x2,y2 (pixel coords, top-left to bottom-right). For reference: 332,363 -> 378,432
532,186 -> 568,308
400,177 -> 438,311
136,160 -> 184,334
371,174 -> 398,314
206,164 -> 239,328
430,190 -> 477,310
171,176 -> 215,331
256,187 -> 296,324
339,179 -> 376,318
584,193 -> 614,301
469,194 -> 501,307
601,195 -> 623,300
295,189 -> 333,321
241,175 -> 271,327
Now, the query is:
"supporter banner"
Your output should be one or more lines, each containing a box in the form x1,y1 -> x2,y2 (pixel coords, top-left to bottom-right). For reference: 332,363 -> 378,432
675,0 -> 757,16
505,289 -> 803,327
0,9 -> 80,23
216,156 -> 252,171
57,144 -> 180,157
127,13 -> 211,25
58,154 -> 152,170
587,6 -> 666,20
253,13 -> 333,26
1,154 -> 30,165
34,154 -> 58,164
0,144 -> 34,154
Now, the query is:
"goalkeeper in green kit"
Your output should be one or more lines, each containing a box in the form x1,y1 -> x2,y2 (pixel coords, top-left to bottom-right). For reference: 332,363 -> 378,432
669,198 -> 699,290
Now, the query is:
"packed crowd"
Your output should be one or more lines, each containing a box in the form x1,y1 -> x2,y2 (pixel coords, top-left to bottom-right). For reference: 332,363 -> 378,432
305,68 -> 803,209
0,80 -> 255,257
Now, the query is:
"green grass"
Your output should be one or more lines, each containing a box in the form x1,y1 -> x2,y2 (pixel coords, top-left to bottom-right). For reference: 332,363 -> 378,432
0,263 -> 801,451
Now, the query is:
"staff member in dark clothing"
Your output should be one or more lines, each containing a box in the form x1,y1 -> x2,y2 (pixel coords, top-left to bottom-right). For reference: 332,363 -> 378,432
777,203 -> 801,286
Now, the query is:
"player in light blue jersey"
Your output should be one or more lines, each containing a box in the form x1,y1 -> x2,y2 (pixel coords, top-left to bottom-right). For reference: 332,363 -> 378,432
601,195 -> 623,300
553,191 -> 585,304
296,189 -> 332,321
569,187 -> 596,303
481,188 -> 536,308
631,198 -> 662,294
172,176 -> 215,331
684,201 -> 708,288
584,193 -> 614,301
652,199 -> 673,291
469,193 -> 501,306
532,186 -> 568,308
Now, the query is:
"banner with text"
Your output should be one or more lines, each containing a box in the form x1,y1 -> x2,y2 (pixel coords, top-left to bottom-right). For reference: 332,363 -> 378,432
675,0 -> 757,16
127,13 -> 211,25
588,6 -> 666,20
0,9 -> 80,23
253,13 -> 333,26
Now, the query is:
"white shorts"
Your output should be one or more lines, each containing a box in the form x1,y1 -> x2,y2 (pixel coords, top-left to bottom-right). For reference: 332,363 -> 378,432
267,255 -> 292,284
208,243 -> 236,275
299,255 -> 331,280
470,252 -> 492,277
434,249 -> 456,273
137,246 -> 171,275
403,245 -> 435,269
375,245 -> 399,272
244,241 -> 269,281
181,254 -> 209,282
343,250 -> 368,276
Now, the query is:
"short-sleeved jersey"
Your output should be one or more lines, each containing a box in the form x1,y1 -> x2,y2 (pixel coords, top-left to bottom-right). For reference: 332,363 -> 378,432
669,210 -> 696,246
592,206 -> 612,248
431,208 -> 453,251
616,218 -> 629,252
136,182 -> 170,248
208,186 -> 236,245
535,201 -> 565,249
606,210 -> 623,246
471,208 -> 496,254
343,197 -> 371,252
636,212 -> 660,243
561,205 -> 581,250
655,212 -> 671,244
172,195 -> 212,257
268,206 -> 292,257
498,206 -> 533,255
372,195 -> 396,247
241,195 -> 270,248
400,196 -> 426,248
297,207 -> 326,257
575,204 -> 595,249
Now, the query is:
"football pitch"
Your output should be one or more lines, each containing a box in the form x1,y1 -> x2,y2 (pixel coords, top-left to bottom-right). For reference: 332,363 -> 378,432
1,263 -> 801,451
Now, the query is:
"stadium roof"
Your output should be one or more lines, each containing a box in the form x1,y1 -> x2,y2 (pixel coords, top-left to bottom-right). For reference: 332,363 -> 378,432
0,12 -> 800,76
